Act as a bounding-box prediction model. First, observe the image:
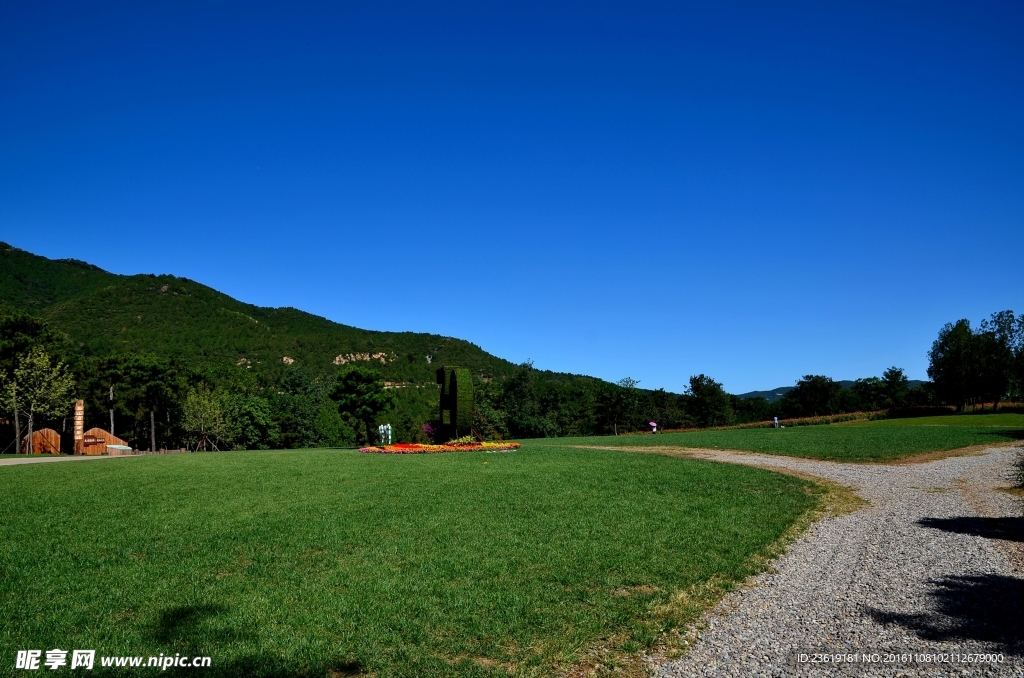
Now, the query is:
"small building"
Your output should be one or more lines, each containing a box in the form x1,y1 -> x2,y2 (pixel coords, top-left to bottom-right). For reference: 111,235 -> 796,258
78,428 -> 129,455
21,428 -> 61,455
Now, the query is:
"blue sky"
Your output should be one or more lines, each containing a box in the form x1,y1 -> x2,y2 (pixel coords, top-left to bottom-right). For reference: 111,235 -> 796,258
2,1 -> 1021,393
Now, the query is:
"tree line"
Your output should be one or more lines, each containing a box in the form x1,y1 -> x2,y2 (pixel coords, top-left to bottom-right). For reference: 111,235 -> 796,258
927,310 -> 1024,411
469,309 -> 1024,436
2,309 -> 1021,452
0,312 -> 398,452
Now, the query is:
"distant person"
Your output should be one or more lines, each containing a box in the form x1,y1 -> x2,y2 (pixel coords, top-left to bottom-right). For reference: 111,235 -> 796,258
650,421 -> 657,434
773,416 -> 779,429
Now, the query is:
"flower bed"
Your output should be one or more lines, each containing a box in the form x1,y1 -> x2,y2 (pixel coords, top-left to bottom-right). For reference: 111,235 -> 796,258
360,442 -> 522,454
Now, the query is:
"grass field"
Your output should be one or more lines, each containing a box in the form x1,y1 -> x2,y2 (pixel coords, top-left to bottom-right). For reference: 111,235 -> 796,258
0,445 -> 818,677
537,414 -> 1024,462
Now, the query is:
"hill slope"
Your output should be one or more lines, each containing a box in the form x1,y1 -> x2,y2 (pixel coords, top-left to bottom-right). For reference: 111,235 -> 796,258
1,242 -> 522,385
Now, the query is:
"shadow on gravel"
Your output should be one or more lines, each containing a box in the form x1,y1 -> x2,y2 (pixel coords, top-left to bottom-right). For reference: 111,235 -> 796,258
918,516 -> 1024,543
866,574 -> 1024,656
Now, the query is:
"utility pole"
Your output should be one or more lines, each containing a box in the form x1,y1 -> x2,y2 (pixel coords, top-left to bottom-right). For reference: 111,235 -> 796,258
109,385 -> 114,438
150,410 -> 156,453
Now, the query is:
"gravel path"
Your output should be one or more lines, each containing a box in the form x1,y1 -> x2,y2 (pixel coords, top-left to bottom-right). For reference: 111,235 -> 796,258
651,446 -> 1024,677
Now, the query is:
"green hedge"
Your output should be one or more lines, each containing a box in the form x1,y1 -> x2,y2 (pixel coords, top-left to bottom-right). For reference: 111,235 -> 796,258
437,366 -> 474,437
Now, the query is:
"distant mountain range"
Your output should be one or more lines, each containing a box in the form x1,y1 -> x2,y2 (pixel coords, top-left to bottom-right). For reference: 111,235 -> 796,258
735,387 -> 797,402
738,380 -> 925,403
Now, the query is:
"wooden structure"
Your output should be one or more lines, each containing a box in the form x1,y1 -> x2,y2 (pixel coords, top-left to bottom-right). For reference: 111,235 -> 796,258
21,428 -> 61,455
78,427 -> 129,456
73,399 -> 84,450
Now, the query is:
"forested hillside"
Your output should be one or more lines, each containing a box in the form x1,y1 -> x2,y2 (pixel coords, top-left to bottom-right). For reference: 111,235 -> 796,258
0,242 -> 641,449
1,242 -> 519,384
3,242 -> 1012,453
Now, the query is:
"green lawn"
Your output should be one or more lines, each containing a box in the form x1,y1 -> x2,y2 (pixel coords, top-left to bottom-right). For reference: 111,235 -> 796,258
0,445 -> 817,678
539,414 -> 1024,462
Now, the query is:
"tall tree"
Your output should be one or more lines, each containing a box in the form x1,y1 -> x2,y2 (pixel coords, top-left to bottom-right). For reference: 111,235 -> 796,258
0,312 -> 66,380
182,385 -> 228,451
225,393 -> 278,450
0,347 -> 75,453
972,331 -> 1011,410
781,375 -> 842,417
330,366 -> 394,444
615,377 -> 641,432
851,377 -> 884,411
0,312 -> 67,450
597,377 -> 640,435
978,310 -> 1017,409
78,354 -> 183,449
880,367 -> 910,410
500,362 -> 560,438
927,320 -> 974,411
685,374 -> 733,427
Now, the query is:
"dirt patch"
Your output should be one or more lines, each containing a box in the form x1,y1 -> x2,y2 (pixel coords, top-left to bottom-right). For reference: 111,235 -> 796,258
571,441 -> 1019,467
434,654 -> 515,674
329,664 -> 369,678
909,486 -> 953,494
612,584 -> 660,597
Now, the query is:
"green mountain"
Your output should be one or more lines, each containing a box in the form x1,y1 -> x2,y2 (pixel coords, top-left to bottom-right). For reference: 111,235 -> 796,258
2,242 -> 661,448
0,241 -> 522,385
3,241 -> 931,450
738,380 -> 926,403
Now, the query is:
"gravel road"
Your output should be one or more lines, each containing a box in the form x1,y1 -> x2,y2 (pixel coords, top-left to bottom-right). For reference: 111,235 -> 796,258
651,446 -> 1024,677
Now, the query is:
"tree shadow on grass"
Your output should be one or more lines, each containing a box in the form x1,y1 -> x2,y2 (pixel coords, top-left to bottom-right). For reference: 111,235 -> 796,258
98,653 -> 368,678
981,428 -> 1024,442
143,604 -> 368,678
918,516 -> 1024,543
865,574 -> 1024,656
197,656 -> 367,678
153,603 -> 230,644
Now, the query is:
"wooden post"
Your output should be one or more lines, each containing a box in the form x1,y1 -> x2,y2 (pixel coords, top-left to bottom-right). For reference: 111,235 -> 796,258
73,400 -> 84,455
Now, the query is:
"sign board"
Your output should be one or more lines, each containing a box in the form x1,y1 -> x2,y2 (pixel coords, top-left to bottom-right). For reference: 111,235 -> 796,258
73,400 -> 84,441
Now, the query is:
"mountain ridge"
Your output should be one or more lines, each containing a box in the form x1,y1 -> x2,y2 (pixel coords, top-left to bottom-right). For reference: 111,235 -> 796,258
2,241 -> 922,401
739,379 -> 926,403
0,241 -> 606,389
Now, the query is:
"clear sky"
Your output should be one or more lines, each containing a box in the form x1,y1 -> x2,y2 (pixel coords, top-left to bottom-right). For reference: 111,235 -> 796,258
2,1 -> 1021,394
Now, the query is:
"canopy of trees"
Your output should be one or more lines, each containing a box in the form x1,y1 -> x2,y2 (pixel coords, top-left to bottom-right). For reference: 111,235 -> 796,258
928,311 -> 1022,411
